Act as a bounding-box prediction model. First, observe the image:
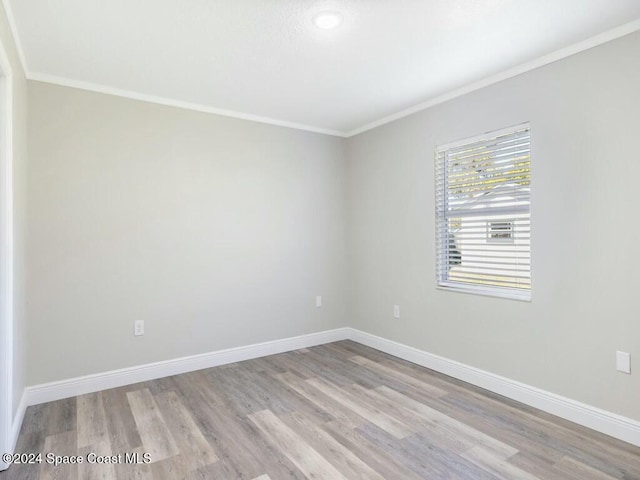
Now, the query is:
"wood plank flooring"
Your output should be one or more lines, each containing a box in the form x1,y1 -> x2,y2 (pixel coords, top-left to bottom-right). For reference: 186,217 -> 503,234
2,341 -> 639,479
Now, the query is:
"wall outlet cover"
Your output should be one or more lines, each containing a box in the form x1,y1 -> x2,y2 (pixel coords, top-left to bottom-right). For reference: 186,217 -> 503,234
616,351 -> 631,374
134,320 -> 144,336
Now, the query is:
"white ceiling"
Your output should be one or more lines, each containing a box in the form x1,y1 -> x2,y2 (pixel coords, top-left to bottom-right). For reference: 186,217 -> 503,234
6,0 -> 640,136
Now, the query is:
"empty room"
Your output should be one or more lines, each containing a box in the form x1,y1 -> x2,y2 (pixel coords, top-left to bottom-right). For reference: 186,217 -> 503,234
1,0 -> 639,479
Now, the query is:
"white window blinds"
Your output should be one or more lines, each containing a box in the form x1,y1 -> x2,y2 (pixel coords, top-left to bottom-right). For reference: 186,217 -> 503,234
435,123 -> 531,300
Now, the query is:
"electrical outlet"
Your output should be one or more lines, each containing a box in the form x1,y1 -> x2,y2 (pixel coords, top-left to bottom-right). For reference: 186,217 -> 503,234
134,320 -> 144,336
616,351 -> 631,374
393,305 -> 400,319
316,295 -> 322,308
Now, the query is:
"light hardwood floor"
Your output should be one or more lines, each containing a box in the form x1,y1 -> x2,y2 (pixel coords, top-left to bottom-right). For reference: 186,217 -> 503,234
2,341 -> 639,479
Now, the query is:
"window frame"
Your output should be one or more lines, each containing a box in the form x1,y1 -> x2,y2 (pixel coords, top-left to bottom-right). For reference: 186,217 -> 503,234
435,123 -> 532,302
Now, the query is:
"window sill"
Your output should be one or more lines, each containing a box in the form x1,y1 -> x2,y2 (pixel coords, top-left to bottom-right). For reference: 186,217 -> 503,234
436,283 -> 531,302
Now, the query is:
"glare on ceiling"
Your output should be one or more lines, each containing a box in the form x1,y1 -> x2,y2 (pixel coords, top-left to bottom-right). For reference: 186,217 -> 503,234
313,11 -> 343,30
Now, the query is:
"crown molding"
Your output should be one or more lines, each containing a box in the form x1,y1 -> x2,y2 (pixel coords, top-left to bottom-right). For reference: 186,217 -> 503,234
28,72 -> 347,137
2,2 -> 640,139
345,17 -> 640,137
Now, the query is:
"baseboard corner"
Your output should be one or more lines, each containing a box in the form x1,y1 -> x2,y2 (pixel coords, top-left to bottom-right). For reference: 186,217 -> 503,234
10,389 -> 27,451
18,326 -> 640,449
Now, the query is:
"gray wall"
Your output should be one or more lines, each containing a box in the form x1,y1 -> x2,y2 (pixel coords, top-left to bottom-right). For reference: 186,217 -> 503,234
346,31 -> 640,421
27,82 -> 348,384
25,30 -> 640,423
0,2 -> 28,421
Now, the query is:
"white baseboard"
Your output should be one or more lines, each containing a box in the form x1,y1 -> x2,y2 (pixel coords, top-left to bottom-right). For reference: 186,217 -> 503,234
19,326 -> 640,448
25,327 -> 350,406
347,328 -> 640,448
10,390 -> 27,451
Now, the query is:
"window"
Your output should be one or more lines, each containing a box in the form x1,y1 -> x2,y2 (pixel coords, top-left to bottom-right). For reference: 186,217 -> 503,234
435,123 -> 531,300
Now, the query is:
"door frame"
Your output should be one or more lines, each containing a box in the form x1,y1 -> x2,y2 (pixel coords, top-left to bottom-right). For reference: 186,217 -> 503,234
0,37 -> 14,471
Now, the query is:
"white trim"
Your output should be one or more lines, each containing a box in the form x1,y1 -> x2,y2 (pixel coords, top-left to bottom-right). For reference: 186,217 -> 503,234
435,122 -> 530,152
347,328 -> 640,448
28,73 -> 347,138
7,18 -> 638,138
24,328 -> 350,406
0,34 -> 13,472
18,327 -> 640,449
0,0 -> 28,74
9,389 -> 25,452
436,284 -> 531,302
346,18 -> 640,137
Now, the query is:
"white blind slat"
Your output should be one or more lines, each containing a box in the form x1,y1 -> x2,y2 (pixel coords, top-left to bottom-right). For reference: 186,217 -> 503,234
435,124 -> 531,300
